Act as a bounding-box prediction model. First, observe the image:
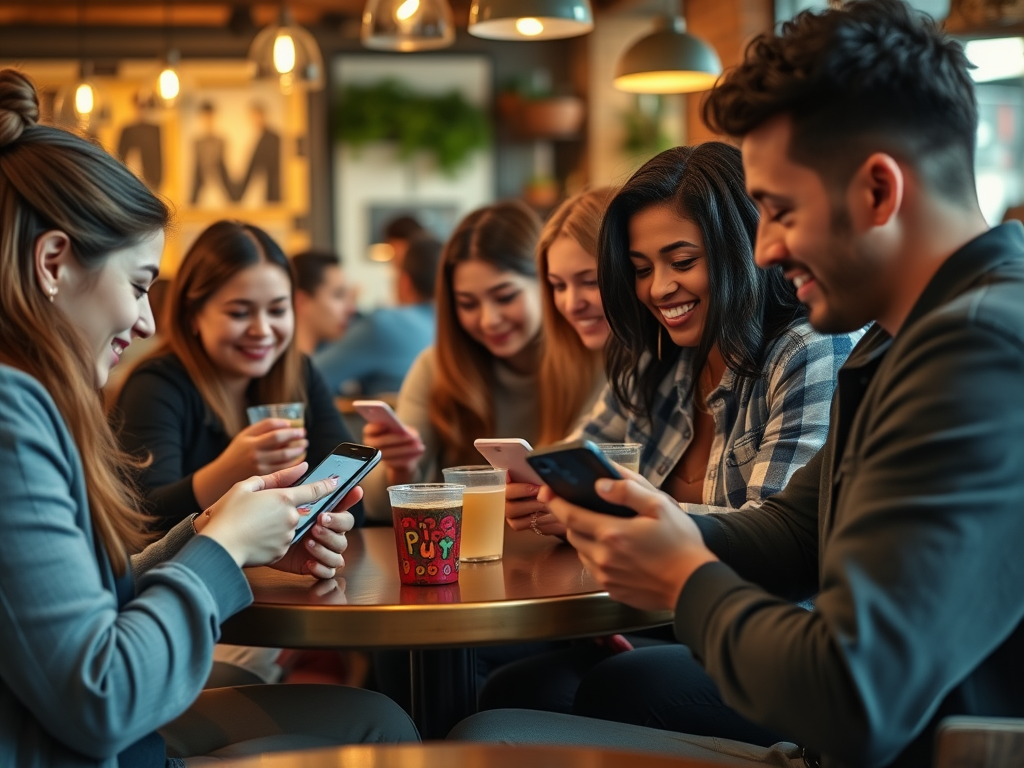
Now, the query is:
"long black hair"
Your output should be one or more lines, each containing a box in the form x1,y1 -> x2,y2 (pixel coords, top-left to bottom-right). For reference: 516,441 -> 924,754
599,142 -> 805,422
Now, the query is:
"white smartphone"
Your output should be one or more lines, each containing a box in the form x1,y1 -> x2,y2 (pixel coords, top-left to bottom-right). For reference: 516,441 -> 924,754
474,438 -> 543,485
352,399 -> 409,435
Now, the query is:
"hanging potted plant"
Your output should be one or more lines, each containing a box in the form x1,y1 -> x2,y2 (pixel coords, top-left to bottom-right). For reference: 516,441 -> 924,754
336,79 -> 491,176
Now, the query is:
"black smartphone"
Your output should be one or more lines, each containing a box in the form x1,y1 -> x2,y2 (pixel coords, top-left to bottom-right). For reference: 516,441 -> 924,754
525,440 -> 637,518
291,442 -> 381,543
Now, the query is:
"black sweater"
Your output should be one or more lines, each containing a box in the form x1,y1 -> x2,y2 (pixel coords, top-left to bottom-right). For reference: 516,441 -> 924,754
115,352 -> 364,531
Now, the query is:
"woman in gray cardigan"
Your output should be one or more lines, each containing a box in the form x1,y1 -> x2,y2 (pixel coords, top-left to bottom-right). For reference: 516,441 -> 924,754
0,69 -> 417,768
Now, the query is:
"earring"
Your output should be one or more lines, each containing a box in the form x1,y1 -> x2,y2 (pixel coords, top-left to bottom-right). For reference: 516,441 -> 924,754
657,325 -> 662,361
48,286 -> 57,303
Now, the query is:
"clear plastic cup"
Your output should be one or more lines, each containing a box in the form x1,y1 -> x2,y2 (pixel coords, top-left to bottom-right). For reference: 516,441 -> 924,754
441,465 -> 507,562
596,443 -> 641,474
388,483 -> 465,585
246,402 -> 305,461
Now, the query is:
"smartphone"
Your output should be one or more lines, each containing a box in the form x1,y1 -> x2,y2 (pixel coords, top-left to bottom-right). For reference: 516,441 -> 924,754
291,442 -> 381,543
525,440 -> 637,518
352,400 -> 409,435
474,438 -> 543,485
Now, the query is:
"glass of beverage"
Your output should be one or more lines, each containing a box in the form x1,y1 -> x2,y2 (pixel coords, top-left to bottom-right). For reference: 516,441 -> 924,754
441,466 -> 506,562
387,483 -> 465,585
596,442 -> 641,474
246,402 -> 306,462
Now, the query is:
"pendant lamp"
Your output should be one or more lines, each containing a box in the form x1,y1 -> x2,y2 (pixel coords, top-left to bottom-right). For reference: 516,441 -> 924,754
468,0 -> 593,40
248,8 -> 325,93
361,0 -> 456,51
614,15 -> 722,94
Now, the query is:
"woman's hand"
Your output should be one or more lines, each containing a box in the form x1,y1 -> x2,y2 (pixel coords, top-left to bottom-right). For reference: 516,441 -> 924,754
504,479 -> 566,536
199,464 -> 339,568
362,422 -> 425,485
193,419 -> 308,508
223,418 -> 309,476
270,486 -> 361,579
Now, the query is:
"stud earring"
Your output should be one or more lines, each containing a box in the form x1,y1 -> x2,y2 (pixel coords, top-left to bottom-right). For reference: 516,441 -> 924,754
48,286 -> 58,303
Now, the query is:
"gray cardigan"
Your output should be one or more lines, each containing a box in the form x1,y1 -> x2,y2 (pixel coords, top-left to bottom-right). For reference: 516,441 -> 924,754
0,364 -> 252,768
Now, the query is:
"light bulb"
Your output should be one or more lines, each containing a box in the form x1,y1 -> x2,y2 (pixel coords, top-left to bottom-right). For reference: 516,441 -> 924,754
395,0 -> 420,21
158,67 -> 180,101
515,17 -> 545,36
75,83 -> 95,115
273,33 -> 296,74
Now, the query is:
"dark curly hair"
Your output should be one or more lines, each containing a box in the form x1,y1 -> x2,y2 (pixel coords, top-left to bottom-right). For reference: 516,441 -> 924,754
703,0 -> 977,203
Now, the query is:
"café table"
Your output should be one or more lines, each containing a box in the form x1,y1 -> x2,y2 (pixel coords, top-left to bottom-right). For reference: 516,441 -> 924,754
216,742 -> 731,768
221,526 -> 673,739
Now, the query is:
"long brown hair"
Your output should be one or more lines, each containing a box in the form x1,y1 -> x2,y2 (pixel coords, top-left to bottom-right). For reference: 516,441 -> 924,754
431,200 -> 542,467
0,69 -> 170,574
536,187 -> 615,446
158,220 -> 305,437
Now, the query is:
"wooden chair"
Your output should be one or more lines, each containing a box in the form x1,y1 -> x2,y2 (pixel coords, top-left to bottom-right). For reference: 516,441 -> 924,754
934,717 -> 1024,768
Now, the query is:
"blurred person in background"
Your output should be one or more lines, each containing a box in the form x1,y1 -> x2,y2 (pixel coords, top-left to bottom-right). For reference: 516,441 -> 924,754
314,232 -> 442,397
383,214 -> 425,268
292,249 -> 357,356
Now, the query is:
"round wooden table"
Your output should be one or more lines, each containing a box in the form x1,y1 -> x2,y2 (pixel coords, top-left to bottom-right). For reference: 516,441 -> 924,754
221,526 -> 673,738
216,743 -> 728,768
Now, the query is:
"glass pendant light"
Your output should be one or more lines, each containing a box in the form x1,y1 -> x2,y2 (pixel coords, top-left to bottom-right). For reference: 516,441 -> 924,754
613,15 -> 722,94
248,8 -> 325,93
361,0 -> 456,51
468,0 -> 593,41
154,3 -> 181,108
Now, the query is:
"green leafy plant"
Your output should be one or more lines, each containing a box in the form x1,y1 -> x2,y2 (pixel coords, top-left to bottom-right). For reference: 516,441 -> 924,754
336,79 -> 490,176
621,94 -> 673,160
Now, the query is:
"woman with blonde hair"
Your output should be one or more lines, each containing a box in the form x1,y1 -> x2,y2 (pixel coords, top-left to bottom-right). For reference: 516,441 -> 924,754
0,68 -> 415,767
116,220 -> 363,534
535,186 -> 616,447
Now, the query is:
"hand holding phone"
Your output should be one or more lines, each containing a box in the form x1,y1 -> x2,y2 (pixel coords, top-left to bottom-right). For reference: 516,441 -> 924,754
526,440 -> 637,518
289,443 -> 381,543
353,400 -> 409,435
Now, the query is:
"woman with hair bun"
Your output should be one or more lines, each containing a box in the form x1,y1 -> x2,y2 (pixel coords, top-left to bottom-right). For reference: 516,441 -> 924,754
0,69 -> 416,767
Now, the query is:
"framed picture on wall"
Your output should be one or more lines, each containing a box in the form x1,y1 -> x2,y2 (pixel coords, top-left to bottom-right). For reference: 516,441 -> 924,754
1,59 -> 313,275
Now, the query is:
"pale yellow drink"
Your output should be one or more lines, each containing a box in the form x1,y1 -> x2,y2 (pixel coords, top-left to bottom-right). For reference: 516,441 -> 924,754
458,487 -> 506,562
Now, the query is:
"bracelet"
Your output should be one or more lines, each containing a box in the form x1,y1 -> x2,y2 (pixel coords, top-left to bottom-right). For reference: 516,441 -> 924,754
190,507 -> 213,534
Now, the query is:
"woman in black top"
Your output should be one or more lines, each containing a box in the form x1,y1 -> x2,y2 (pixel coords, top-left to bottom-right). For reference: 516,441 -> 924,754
116,220 -> 363,531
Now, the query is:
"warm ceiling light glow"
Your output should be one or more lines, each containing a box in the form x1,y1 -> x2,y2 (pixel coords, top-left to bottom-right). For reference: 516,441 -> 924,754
158,67 -> 180,101
515,17 -> 544,36
273,33 -> 297,74
75,83 -> 95,115
613,70 -> 720,94
395,0 -> 420,20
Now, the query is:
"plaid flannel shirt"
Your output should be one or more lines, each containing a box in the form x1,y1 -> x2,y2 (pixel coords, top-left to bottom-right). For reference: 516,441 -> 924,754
573,321 -> 864,513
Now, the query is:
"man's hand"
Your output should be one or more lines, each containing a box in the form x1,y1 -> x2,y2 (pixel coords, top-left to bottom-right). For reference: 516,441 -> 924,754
541,477 -> 717,611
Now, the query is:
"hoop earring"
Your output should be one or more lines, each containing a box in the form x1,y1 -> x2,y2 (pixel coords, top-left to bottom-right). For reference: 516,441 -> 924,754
657,325 -> 662,361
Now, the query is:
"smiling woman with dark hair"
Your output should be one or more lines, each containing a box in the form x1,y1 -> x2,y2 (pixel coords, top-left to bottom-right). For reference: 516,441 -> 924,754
477,142 -> 862,724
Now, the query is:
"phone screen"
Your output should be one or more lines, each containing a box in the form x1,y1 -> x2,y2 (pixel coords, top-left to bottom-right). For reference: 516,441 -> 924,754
294,452 -> 371,533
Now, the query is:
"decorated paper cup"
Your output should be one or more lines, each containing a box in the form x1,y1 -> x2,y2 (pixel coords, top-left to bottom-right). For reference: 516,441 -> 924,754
388,483 -> 464,585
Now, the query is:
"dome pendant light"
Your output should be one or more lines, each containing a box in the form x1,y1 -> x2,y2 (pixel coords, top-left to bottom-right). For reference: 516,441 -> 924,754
361,0 -> 456,51
614,15 -> 722,94
468,0 -> 594,41
248,8 -> 325,93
